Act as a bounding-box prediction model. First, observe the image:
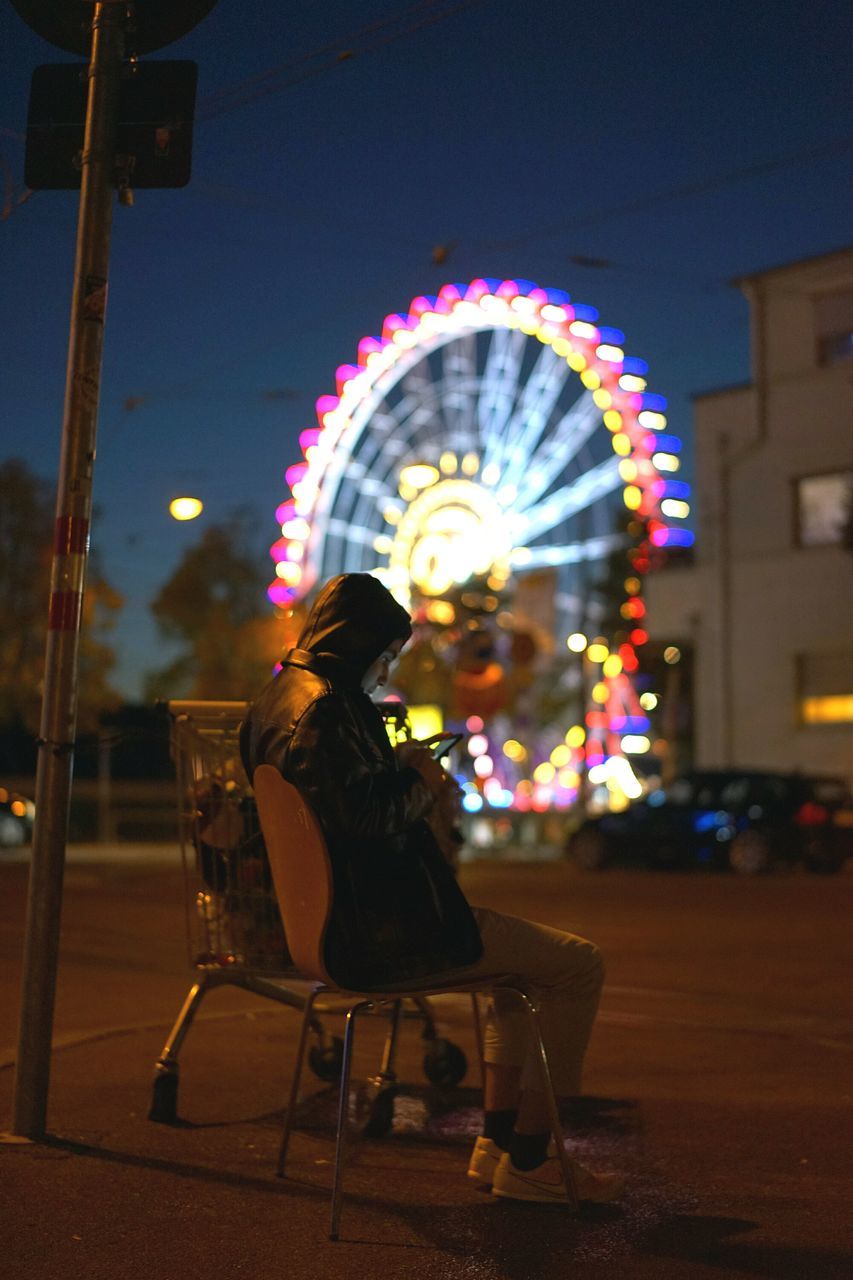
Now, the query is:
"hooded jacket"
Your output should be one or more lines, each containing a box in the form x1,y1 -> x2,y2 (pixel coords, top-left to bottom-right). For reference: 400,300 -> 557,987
239,574 -> 483,988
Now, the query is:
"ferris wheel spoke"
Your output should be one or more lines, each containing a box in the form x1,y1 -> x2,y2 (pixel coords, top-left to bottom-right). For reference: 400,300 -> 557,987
488,344 -> 575,494
512,391 -> 600,512
512,531 -> 626,570
515,455 -> 623,543
478,327 -> 528,467
325,518 -> 380,545
437,334 -> 479,456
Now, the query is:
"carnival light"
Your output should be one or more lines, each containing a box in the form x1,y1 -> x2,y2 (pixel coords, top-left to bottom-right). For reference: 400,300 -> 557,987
533,762 -> 556,784
567,632 -> 587,653
400,462 -> 440,489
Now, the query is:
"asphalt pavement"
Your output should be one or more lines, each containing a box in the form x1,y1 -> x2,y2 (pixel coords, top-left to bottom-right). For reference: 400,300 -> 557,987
1,849 -> 851,1279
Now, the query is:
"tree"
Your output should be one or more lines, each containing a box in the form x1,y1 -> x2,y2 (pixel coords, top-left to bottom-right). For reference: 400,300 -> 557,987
144,517 -> 285,700
0,458 -> 123,737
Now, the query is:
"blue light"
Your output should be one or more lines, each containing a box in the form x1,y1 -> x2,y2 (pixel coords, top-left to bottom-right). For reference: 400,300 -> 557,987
611,714 -> 650,733
598,325 -> 625,345
514,279 -> 538,295
693,811 -> 718,833
642,392 -> 668,411
659,529 -> 695,548
653,433 -> 682,453
545,288 -> 572,305
573,303 -> 599,322
623,356 -> 648,376
663,480 -> 691,499
648,791 -> 666,807
462,793 -> 484,813
490,790 -> 514,809
481,277 -> 502,292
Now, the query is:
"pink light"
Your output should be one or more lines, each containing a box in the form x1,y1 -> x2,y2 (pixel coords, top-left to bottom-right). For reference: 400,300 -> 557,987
408,295 -> 438,318
285,462 -> 307,489
315,393 -> 339,418
335,363 -> 360,394
496,280 -> 520,299
466,278 -> 492,301
299,428 -> 321,452
357,336 -> 384,365
268,581 -> 295,605
438,283 -> 464,304
381,312 -> 412,339
275,500 -> 296,525
269,538 -> 290,563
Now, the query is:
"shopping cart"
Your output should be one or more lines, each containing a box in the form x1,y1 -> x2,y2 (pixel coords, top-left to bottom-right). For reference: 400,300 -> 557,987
148,699 -> 469,1129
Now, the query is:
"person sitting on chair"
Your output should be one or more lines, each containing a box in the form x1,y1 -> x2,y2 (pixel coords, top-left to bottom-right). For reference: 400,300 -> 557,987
239,572 -> 623,1204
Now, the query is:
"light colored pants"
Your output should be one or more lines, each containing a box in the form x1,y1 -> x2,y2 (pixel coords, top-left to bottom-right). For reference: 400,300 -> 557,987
463,906 -> 605,1095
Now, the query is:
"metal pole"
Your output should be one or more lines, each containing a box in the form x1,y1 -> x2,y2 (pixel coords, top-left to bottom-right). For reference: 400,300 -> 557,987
12,1 -> 124,1138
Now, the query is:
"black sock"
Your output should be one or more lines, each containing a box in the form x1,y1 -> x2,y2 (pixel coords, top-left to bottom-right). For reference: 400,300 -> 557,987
482,1109 -> 517,1152
509,1131 -> 550,1171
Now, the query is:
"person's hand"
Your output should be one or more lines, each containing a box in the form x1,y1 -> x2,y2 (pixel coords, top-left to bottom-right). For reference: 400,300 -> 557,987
403,746 -> 447,796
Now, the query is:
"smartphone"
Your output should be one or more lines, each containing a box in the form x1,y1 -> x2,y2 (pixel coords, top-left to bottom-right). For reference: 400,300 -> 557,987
430,733 -> 464,760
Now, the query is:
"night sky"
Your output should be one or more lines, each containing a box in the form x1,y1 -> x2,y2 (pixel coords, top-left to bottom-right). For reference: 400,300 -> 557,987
2,0 -> 851,699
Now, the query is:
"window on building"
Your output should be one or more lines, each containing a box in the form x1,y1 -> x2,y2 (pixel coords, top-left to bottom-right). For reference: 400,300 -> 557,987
796,470 -> 853,548
797,651 -> 853,725
814,289 -> 853,366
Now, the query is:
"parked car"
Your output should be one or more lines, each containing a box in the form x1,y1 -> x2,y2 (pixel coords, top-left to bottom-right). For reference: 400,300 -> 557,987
567,770 -> 853,874
0,787 -> 35,849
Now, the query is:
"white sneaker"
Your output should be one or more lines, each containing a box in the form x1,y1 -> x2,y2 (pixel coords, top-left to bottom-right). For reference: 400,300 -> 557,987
491,1148 -> 624,1204
467,1136 -> 503,1186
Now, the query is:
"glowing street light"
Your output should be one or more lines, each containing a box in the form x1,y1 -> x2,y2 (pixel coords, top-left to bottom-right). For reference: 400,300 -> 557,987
169,496 -> 203,521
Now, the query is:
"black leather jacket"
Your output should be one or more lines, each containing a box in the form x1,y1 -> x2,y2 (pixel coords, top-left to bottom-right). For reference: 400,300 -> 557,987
240,574 -> 482,988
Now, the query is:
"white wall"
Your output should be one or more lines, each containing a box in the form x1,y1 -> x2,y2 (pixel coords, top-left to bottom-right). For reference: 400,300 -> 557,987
646,247 -> 853,784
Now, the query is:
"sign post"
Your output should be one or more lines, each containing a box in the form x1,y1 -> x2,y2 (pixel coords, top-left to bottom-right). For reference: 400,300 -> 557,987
9,0 -> 216,1139
12,0 -> 124,1140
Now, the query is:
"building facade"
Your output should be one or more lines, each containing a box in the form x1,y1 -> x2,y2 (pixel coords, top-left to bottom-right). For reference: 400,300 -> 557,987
646,246 -> 853,784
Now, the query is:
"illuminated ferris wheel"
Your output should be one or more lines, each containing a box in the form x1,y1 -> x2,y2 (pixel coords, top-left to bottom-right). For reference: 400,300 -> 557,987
268,277 -> 693,795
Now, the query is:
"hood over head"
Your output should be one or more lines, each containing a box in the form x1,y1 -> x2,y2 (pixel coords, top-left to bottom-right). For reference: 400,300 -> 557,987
294,573 -> 412,681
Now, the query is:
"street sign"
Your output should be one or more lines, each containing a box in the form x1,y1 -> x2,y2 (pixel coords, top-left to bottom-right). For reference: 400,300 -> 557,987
26,60 -> 198,189
10,0 -> 218,56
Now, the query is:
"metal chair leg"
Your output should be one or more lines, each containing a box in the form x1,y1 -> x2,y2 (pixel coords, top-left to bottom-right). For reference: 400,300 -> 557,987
375,999 -> 402,1083
330,999 -> 371,1241
469,993 -> 485,1085
514,990 -> 579,1210
277,985 -> 321,1177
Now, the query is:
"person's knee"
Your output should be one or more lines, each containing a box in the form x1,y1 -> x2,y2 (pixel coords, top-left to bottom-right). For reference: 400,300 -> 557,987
582,940 -> 605,990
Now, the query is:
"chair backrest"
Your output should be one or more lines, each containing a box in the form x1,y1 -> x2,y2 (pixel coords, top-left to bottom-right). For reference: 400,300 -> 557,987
252,764 -> 334,984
